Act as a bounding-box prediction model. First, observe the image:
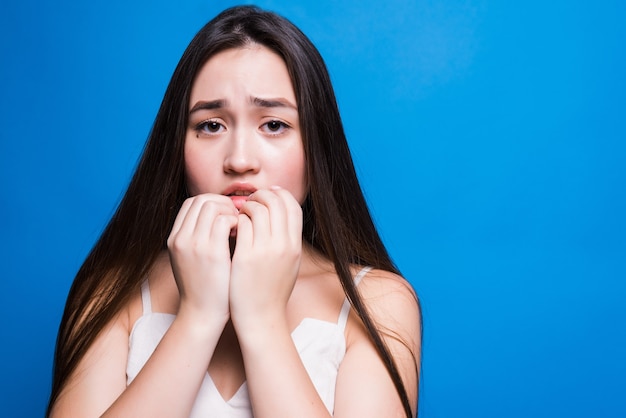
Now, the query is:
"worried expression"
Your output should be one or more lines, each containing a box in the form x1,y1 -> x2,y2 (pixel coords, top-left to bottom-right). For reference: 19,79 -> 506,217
184,45 -> 307,208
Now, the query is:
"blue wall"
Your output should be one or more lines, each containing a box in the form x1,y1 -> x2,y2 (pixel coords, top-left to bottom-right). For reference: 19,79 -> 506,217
1,1 -> 624,416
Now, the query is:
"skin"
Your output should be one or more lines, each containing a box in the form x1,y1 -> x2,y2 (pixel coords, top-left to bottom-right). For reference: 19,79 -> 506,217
50,45 -> 421,418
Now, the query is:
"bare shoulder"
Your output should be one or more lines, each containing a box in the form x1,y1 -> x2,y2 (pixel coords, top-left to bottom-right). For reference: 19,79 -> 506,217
335,268 -> 421,416
357,268 -> 421,333
51,255 -> 175,417
358,268 -> 417,297
353,268 -> 422,381
52,291 -> 135,417
143,251 -> 180,314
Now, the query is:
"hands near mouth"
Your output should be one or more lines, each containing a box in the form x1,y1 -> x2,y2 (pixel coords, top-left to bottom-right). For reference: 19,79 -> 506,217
167,186 -> 303,330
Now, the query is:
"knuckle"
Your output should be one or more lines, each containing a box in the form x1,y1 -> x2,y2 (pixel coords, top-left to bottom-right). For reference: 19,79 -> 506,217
168,235 -> 183,252
174,235 -> 189,250
190,239 -> 205,256
214,214 -> 232,229
200,199 -> 216,210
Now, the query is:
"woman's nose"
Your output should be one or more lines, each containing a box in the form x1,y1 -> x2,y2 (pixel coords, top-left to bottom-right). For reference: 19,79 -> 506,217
223,130 -> 260,174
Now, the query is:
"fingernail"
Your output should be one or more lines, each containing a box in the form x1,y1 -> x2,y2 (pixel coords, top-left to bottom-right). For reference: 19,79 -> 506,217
270,185 -> 282,190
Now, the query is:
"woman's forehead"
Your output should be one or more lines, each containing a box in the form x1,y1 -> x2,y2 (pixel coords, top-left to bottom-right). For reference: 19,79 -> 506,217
190,45 -> 296,106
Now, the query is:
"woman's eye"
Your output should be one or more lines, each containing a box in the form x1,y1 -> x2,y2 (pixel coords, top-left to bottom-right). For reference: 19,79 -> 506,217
196,120 -> 224,134
262,120 -> 289,134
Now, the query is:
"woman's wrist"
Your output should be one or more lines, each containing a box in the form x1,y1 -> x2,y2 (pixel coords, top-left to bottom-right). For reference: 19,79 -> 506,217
175,306 -> 230,340
232,309 -> 290,347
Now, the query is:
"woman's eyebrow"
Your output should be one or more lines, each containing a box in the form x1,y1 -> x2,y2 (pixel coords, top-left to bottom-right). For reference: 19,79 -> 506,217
252,96 -> 297,110
189,97 -> 298,114
189,99 -> 227,113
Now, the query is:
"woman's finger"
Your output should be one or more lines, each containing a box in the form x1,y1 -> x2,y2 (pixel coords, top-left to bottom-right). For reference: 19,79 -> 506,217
269,186 -> 303,243
238,199 -> 271,244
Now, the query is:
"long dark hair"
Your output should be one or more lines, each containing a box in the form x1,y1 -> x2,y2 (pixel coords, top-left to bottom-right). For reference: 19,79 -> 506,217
48,6 -> 420,417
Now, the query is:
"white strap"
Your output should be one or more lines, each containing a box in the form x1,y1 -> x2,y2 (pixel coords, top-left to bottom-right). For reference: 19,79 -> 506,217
353,266 -> 372,287
337,266 -> 372,331
140,280 -> 152,315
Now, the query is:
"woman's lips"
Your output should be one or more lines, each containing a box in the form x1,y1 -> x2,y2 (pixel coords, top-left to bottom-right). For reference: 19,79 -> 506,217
222,184 -> 257,211
229,194 -> 250,210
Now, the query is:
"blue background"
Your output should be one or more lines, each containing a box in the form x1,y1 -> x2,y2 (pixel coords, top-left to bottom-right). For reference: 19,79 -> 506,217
1,1 -> 624,416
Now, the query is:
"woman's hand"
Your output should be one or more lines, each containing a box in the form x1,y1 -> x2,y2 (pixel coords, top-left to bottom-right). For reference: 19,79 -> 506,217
167,194 -> 238,325
229,186 -> 303,334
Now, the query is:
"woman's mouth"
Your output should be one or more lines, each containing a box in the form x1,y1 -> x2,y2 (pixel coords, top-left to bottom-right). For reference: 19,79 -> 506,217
228,190 -> 253,210
223,183 -> 257,210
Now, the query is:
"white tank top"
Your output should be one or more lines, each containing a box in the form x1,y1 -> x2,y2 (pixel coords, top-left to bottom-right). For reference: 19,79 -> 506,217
126,267 -> 371,417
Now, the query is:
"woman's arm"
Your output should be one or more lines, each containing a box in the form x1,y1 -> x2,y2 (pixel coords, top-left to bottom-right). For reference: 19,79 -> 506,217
230,187 -> 332,417
334,271 -> 421,417
50,194 -> 238,418
236,316 -> 332,417
50,306 -> 228,418
234,270 -> 421,418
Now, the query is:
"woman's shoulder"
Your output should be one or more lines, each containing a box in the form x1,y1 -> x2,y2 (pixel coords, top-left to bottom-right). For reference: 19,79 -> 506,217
125,251 -> 179,330
358,268 -> 419,307
355,267 -> 421,339
340,267 -> 421,414
145,251 -> 180,312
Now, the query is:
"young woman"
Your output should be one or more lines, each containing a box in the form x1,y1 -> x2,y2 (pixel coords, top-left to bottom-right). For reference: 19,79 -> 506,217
48,6 -> 421,418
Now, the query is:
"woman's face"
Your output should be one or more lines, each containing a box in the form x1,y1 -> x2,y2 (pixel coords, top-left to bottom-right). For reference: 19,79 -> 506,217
184,45 -> 306,209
